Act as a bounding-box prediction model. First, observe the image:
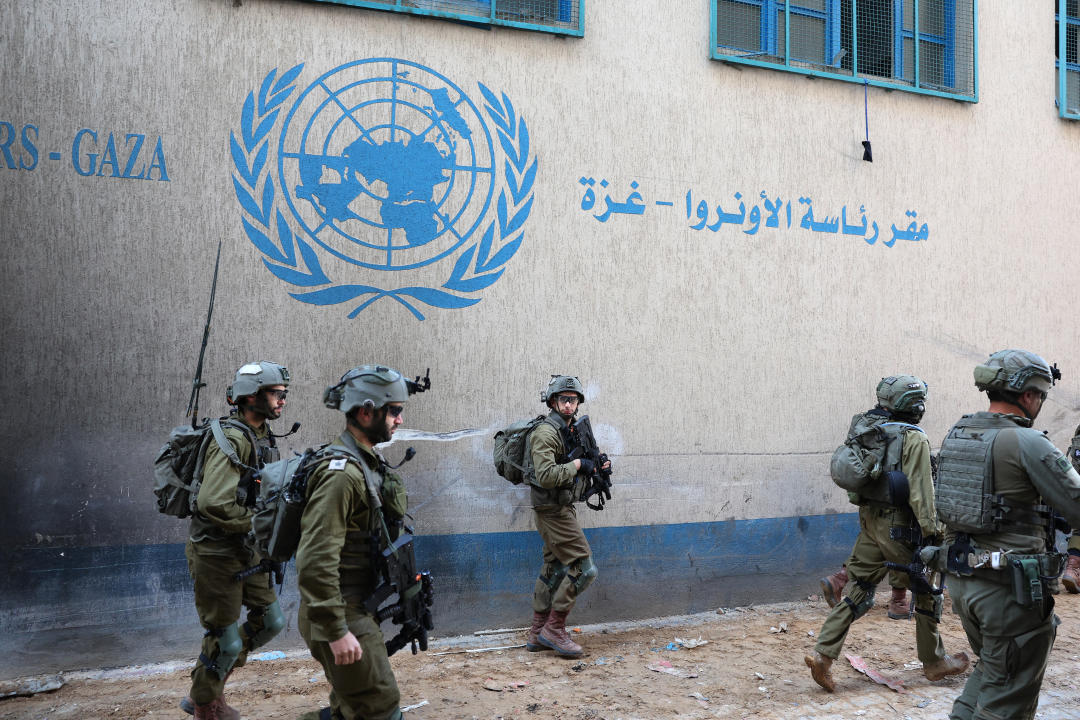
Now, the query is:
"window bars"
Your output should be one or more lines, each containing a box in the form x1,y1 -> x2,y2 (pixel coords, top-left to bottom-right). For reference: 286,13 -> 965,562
1059,0 -> 1080,119
712,0 -> 977,102
308,0 -> 583,36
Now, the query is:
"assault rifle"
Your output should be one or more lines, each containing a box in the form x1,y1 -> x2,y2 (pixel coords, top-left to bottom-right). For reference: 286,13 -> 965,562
365,530 -> 434,656
567,415 -> 613,511
884,543 -> 945,597
234,557 -> 285,588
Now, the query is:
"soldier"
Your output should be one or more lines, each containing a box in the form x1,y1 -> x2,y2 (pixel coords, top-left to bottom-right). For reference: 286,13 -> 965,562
935,350 -> 1080,720
296,365 -> 415,720
183,362 -> 290,720
806,375 -> 969,692
525,375 -> 608,658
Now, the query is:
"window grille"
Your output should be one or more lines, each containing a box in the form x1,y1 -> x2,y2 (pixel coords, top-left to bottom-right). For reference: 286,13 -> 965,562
307,0 -> 583,36
712,0 -> 977,101
1058,0 -> 1080,119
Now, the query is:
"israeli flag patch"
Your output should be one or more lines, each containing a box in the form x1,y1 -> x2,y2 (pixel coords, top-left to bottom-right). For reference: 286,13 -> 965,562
329,458 -> 347,471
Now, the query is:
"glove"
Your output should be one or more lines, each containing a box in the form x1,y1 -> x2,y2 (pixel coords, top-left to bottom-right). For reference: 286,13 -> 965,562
578,458 -> 595,475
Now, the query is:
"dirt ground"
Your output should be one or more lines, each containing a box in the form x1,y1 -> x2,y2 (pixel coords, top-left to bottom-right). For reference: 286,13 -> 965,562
4,591 -> 1080,720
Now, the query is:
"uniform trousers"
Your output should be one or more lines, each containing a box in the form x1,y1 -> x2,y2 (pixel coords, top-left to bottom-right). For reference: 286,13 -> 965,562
948,574 -> 1058,720
814,506 -> 946,664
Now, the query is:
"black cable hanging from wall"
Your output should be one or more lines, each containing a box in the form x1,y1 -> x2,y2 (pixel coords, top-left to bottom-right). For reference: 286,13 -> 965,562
862,80 -> 873,162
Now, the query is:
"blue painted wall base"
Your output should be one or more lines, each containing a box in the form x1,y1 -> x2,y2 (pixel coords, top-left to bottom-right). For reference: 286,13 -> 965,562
0,513 -> 858,678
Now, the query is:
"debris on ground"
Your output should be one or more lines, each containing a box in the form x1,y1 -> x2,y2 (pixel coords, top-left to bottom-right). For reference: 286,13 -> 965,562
0,674 -> 64,698
846,654 -> 907,693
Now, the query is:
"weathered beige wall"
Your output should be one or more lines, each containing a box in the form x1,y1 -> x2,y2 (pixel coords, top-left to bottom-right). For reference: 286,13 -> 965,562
1,1 -> 1079,664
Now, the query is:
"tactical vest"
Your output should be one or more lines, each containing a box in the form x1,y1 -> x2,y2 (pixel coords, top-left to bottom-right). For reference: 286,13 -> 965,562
937,414 -> 1050,538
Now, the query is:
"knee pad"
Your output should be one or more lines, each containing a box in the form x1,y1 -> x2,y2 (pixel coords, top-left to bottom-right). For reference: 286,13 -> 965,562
201,623 -> 242,680
843,587 -> 875,619
571,557 -> 598,594
540,561 -> 569,592
244,600 -> 286,650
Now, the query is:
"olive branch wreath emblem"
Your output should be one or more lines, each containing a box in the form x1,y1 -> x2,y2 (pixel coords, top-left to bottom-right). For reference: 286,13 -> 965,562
230,63 -> 537,320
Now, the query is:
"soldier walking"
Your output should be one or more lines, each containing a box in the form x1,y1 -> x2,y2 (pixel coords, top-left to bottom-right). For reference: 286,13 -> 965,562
184,362 -> 291,719
296,365 -> 419,720
935,350 -> 1080,719
806,375 -> 968,692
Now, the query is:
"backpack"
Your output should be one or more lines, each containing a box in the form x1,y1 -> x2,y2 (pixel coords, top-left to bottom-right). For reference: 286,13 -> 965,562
829,413 -> 918,495
493,415 -> 547,485
250,445 -> 362,562
153,418 -> 254,518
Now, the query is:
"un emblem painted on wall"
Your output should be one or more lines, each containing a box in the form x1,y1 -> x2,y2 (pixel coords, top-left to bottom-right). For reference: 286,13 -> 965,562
231,59 -> 536,319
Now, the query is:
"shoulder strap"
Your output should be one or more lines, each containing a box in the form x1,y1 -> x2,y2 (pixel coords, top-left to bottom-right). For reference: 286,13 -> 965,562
209,418 -> 258,471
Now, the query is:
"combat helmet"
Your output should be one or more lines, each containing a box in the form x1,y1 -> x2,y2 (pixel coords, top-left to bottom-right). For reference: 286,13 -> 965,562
227,361 -> 290,405
973,349 -> 1060,395
876,375 -> 928,419
324,365 -> 409,415
542,375 -> 585,404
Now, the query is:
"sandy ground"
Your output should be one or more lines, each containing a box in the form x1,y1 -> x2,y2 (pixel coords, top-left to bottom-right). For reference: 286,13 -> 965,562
4,591 -> 1080,720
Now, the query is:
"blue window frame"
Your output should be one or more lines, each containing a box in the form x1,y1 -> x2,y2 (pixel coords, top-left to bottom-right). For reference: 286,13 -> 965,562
306,0 -> 584,37
1058,0 -> 1080,119
712,0 -> 977,102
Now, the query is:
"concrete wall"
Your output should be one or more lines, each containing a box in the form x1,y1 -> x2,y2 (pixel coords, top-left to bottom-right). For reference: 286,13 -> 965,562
2,0 -> 1079,677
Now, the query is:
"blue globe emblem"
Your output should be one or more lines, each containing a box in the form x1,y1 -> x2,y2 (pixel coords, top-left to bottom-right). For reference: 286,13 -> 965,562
277,59 -> 496,271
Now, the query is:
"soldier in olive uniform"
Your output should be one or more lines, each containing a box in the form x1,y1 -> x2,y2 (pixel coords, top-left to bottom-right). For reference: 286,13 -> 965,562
525,375 -> 608,658
806,375 -> 969,692
935,350 -> 1080,720
184,362 -> 290,720
295,366 -> 414,720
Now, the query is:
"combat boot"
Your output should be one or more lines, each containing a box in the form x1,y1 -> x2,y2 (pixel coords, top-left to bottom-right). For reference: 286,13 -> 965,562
538,610 -> 583,657
526,610 -> 551,652
180,670 -> 234,715
887,586 -> 911,619
193,696 -> 241,720
1063,555 -> 1080,594
804,651 -> 836,692
923,652 -> 970,681
819,566 -> 848,608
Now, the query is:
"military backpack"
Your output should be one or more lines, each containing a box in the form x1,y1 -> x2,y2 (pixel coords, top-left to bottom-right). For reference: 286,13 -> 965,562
493,415 -> 548,485
153,418 -> 257,518
249,444 -> 365,563
830,411 -> 921,505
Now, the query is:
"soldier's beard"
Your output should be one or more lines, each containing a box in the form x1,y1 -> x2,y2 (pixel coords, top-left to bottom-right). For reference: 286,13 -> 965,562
252,394 -> 281,420
357,408 -> 392,445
